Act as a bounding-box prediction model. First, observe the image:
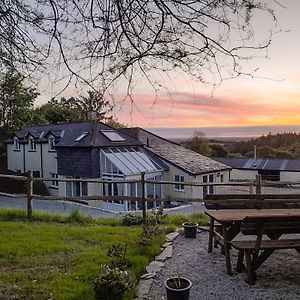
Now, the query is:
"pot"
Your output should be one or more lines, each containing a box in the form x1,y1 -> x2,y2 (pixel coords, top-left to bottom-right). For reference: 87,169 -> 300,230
182,222 -> 198,238
164,277 -> 192,300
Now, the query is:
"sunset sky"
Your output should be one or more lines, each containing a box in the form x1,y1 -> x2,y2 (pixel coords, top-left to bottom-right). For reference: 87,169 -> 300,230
113,0 -> 300,129
37,1 -> 300,132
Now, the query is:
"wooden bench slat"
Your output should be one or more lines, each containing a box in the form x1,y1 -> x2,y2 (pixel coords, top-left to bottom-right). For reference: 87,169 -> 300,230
204,194 -> 300,210
231,239 -> 300,250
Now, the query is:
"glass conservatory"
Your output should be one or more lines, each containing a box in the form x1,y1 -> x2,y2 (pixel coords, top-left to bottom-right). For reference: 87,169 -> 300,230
100,147 -> 164,211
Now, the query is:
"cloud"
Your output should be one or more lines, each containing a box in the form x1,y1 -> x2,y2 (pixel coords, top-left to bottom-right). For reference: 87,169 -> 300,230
114,91 -> 300,128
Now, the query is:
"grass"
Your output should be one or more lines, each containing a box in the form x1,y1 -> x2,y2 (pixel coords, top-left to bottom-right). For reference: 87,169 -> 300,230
0,208 -> 208,299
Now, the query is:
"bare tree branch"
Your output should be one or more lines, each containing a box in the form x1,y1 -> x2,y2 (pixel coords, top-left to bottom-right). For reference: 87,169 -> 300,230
0,0 -> 282,97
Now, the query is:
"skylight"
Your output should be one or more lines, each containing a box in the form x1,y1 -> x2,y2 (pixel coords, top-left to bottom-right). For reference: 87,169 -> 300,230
101,130 -> 125,141
75,132 -> 89,142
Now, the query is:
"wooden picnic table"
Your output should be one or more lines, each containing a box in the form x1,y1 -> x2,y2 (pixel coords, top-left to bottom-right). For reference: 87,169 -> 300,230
205,209 -> 300,275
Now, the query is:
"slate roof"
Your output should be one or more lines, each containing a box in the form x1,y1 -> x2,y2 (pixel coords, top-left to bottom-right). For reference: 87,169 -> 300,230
213,157 -> 300,172
7,121 -> 142,148
121,128 -> 231,175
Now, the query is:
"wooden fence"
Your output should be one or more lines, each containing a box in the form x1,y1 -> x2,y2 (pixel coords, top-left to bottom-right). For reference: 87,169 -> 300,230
0,172 -> 299,221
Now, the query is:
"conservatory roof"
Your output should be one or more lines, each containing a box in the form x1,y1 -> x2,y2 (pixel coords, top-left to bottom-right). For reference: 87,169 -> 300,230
101,147 -> 163,175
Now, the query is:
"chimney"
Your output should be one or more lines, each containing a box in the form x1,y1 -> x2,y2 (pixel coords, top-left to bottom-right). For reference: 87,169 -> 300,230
87,111 -> 97,120
254,145 -> 257,160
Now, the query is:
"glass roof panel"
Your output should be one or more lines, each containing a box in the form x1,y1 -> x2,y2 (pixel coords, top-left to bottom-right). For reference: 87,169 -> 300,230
102,150 -> 133,175
101,147 -> 161,175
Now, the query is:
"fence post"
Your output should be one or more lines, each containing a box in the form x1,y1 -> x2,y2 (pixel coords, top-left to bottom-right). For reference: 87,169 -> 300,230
141,172 -> 146,223
255,174 -> 262,195
249,180 -> 254,194
27,170 -> 33,220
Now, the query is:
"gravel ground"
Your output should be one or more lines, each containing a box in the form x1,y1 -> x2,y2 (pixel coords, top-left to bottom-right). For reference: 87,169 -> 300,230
149,230 -> 300,300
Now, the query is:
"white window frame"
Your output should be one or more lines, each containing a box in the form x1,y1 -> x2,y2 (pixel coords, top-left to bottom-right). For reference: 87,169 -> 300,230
13,137 -> 20,151
29,137 -> 36,151
48,137 -> 56,152
65,177 -> 88,197
50,173 -> 59,187
174,174 -> 185,191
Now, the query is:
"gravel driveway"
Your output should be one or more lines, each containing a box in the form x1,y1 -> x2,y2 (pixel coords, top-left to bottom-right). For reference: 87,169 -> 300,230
149,230 -> 300,300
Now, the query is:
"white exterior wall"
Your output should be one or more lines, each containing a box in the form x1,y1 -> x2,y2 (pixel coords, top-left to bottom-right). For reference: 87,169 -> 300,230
7,143 -> 24,172
7,139 -> 59,195
280,171 -> 300,182
161,161 -> 230,200
229,169 -> 258,181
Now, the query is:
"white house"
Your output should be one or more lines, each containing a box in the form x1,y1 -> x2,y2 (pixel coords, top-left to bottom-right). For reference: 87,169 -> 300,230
7,121 -> 230,211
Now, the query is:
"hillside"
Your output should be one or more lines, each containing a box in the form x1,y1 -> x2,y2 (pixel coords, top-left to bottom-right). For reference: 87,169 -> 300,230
226,132 -> 300,159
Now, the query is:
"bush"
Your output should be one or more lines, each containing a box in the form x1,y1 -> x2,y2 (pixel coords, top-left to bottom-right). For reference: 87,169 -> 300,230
107,244 -> 129,270
138,206 -> 164,246
94,264 -> 134,300
122,213 -> 143,226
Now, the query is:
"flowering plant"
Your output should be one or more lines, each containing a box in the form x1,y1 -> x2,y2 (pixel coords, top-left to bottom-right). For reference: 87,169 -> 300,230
94,264 -> 134,300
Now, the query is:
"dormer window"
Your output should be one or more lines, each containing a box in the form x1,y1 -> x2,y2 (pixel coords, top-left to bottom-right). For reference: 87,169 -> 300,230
29,137 -> 36,151
48,137 -> 56,151
13,137 -> 20,151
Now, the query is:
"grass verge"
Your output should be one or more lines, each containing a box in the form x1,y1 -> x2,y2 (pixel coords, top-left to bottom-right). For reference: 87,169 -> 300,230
0,208 -> 208,299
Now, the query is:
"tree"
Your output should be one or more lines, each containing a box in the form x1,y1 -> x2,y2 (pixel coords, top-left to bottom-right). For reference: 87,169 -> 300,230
0,70 -> 39,138
105,116 -> 127,129
49,91 -> 112,121
183,131 -> 211,157
0,1 -> 281,94
34,103 -> 85,124
210,144 -> 228,158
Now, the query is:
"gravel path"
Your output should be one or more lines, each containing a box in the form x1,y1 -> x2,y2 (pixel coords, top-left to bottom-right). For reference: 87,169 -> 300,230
149,230 -> 300,300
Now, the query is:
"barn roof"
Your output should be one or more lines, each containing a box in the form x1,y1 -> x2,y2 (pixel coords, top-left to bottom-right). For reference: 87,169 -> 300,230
213,157 -> 300,172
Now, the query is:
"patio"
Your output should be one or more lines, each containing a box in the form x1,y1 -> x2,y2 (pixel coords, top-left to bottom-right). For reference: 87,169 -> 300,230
148,229 -> 300,300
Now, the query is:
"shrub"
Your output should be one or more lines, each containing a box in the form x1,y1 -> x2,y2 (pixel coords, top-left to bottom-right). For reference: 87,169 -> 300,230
94,264 -> 134,300
138,206 -> 164,246
122,213 -> 143,226
107,243 -> 129,270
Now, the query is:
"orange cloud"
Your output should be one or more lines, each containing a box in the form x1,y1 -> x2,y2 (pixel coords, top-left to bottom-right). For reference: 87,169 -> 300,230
114,91 -> 300,128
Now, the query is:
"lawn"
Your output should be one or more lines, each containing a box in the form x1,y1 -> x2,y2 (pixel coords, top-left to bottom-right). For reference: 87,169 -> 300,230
0,209 -> 208,299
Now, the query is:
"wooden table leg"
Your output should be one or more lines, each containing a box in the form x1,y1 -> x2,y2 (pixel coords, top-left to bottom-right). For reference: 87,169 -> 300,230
245,250 -> 255,285
222,224 -> 233,275
236,250 -> 244,273
208,217 -> 214,253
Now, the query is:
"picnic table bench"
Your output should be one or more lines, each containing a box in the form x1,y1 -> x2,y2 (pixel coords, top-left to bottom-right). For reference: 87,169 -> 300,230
205,208 -> 300,276
204,194 -> 300,210
231,215 -> 300,284
205,194 -> 300,257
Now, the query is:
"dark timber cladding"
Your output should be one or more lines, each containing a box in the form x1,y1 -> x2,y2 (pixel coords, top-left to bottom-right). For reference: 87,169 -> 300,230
57,148 -> 99,178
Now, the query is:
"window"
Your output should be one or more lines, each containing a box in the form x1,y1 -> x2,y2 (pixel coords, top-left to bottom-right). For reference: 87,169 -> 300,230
220,174 -> 224,182
175,174 -> 185,191
29,138 -> 36,151
13,138 -> 20,151
48,137 -> 56,151
203,174 -> 214,197
101,130 -> 125,141
75,132 -> 89,142
66,177 -> 88,196
50,173 -> 59,187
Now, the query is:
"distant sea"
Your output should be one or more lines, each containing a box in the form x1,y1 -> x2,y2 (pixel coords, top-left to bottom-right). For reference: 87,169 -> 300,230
146,125 -> 300,140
